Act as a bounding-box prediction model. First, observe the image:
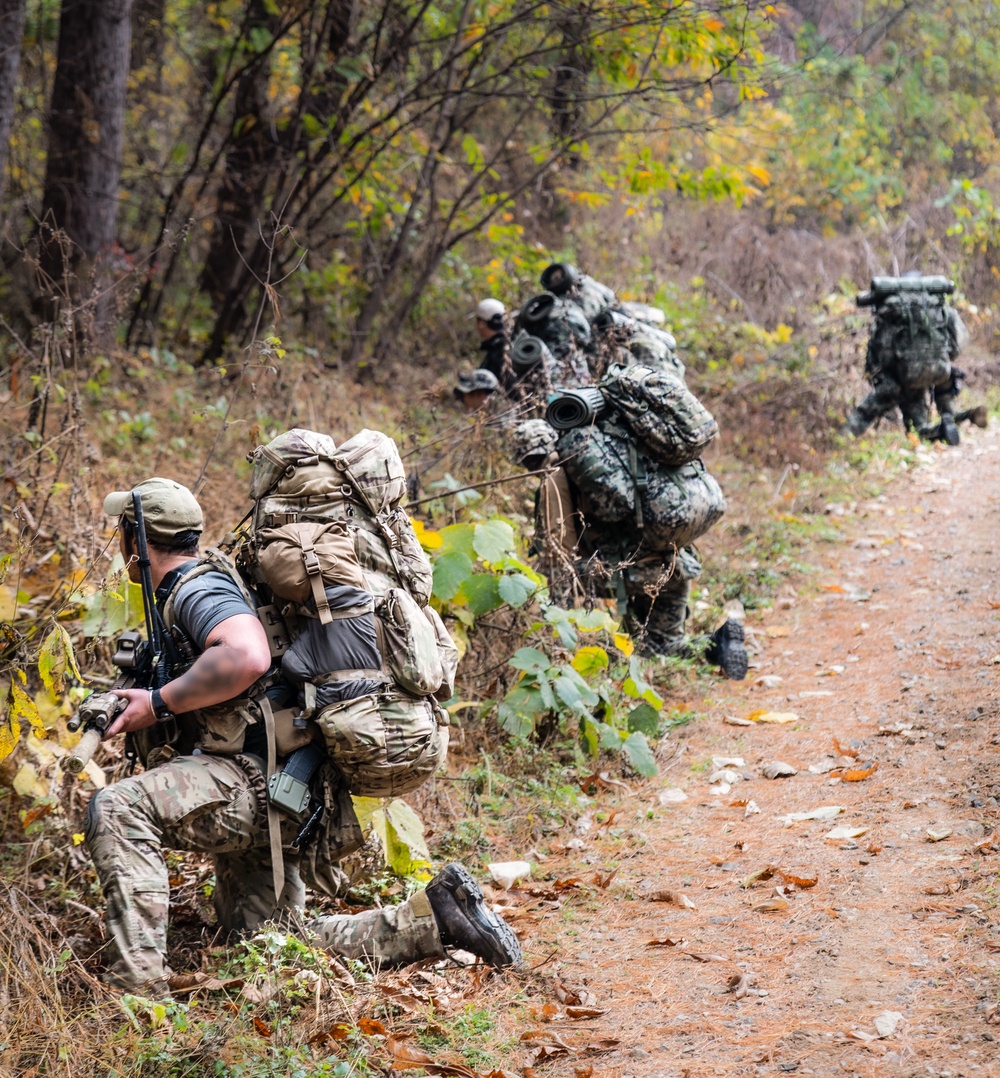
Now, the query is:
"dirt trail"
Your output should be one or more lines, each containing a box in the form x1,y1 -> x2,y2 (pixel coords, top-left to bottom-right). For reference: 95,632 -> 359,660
516,427 -> 1000,1078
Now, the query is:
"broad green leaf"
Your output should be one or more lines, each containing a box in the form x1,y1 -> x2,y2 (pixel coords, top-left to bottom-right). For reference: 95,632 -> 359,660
459,574 -> 503,616
544,606 -> 578,649
473,519 -> 515,564
81,557 -> 144,638
372,799 -> 432,880
623,654 -> 665,709
509,647 -> 550,674
622,731 -> 658,777
574,608 -> 615,632
498,572 -> 537,608
579,716 -> 599,758
497,702 -> 534,738
432,551 -> 473,602
596,721 -> 624,750
438,523 -> 476,559
627,702 -> 662,736
553,674 -> 598,713
571,645 -> 609,677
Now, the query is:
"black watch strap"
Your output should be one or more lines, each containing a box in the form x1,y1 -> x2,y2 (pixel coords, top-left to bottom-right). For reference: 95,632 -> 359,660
150,687 -> 174,722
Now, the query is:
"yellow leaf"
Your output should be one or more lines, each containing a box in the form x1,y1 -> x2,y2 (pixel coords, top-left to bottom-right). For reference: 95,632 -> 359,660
9,677 -> 43,736
613,632 -> 634,657
72,832 -> 85,846
746,710 -> 798,724
571,645 -> 609,676
746,164 -> 771,186
409,517 -> 443,550
13,763 -> 47,800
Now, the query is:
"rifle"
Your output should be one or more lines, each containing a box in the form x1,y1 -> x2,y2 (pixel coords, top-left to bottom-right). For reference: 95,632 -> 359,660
66,492 -> 175,774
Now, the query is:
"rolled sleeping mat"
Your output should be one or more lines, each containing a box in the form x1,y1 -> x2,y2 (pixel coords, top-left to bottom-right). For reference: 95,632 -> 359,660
520,291 -> 558,329
545,386 -> 608,430
870,275 -> 955,296
593,308 -> 635,333
540,262 -> 580,295
510,333 -> 555,373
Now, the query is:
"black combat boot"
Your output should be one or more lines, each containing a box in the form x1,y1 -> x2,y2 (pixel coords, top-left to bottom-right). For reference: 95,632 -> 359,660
706,619 -> 749,680
426,863 -> 523,968
938,413 -> 960,446
967,405 -> 988,429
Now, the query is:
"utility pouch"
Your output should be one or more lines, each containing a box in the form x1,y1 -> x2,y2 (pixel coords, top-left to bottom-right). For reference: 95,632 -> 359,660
267,740 -> 326,816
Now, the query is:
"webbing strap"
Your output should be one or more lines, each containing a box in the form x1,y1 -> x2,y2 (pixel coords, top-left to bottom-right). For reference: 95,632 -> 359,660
628,441 -> 646,530
300,538 -> 333,624
313,668 -> 387,684
258,695 -> 286,915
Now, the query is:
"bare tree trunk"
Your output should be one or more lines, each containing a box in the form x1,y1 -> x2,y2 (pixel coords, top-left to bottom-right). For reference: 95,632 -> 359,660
37,0 -> 134,323
197,0 -> 284,360
0,0 -> 26,208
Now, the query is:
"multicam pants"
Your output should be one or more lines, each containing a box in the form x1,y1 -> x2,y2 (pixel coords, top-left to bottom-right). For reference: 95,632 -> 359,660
85,752 -> 444,992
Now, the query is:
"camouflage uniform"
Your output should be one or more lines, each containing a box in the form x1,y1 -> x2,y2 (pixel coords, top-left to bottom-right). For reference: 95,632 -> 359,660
85,747 -> 445,992
579,532 -> 702,656
849,304 -> 964,438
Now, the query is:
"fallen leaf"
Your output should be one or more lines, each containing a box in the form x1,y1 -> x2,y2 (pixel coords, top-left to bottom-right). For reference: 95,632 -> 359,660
646,888 -> 696,909
744,800 -> 761,816
553,978 -> 597,1007
747,710 -> 799,725
874,1011 -> 903,1039
683,951 -> 729,962
591,869 -> 618,889
765,626 -> 793,637
926,829 -> 952,843
824,824 -> 869,840
754,674 -> 783,687
253,1017 -> 272,1037
711,755 -> 746,769
724,715 -> 754,726
776,868 -> 818,889
989,602 -> 1000,610
752,898 -> 790,913
727,972 -> 750,998
309,1022 -> 353,1045
647,937 -> 688,948
387,1034 -> 478,1076
832,737 -> 859,758
565,1007 -> 608,1020
359,1017 -> 387,1036
741,866 -> 775,889
821,584 -> 845,593
831,762 -> 880,782
923,879 -> 965,896
985,940 -> 1000,952
781,805 -> 844,824
761,761 -> 797,779
975,833 -> 1000,854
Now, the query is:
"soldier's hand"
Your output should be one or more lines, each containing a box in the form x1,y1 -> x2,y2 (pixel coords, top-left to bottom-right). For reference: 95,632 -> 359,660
105,688 -> 158,738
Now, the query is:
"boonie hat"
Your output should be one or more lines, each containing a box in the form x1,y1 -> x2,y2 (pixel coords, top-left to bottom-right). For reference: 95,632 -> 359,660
103,477 -> 204,543
455,369 -> 500,396
472,298 -> 505,322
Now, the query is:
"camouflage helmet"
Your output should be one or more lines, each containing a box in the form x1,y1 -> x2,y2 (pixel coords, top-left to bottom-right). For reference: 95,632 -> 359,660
509,419 -> 558,467
455,368 -> 500,397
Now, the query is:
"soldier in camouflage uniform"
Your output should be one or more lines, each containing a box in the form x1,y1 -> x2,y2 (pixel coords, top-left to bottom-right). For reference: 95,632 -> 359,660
85,478 -> 521,995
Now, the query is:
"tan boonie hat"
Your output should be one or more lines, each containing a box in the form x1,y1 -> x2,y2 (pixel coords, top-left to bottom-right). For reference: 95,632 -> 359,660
103,477 -> 204,543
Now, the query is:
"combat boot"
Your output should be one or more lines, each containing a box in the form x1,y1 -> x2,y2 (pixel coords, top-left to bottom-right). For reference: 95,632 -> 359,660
968,405 -> 988,429
844,409 -> 870,437
938,414 -> 960,446
425,863 -> 523,968
706,619 -> 748,681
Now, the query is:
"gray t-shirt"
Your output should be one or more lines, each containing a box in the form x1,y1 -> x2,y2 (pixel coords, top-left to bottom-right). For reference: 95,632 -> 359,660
171,565 -> 255,649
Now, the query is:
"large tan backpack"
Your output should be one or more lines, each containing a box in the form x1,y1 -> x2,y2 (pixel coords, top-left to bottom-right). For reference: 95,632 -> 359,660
235,428 -> 457,796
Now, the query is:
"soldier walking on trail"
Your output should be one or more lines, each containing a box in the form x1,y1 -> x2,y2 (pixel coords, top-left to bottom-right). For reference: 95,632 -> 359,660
846,273 -> 987,444
85,478 -> 521,996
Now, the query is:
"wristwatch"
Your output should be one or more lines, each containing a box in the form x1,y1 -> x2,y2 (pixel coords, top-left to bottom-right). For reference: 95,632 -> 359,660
150,687 -> 174,722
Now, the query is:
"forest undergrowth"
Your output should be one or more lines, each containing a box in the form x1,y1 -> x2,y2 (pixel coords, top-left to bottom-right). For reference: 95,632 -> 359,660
2,260 -> 996,1074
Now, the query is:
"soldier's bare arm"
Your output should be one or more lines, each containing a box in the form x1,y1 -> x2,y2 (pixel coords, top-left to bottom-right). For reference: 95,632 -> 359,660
106,614 -> 271,736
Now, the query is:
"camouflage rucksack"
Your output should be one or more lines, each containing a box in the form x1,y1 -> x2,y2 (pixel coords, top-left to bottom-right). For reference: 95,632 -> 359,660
557,421 -> 725,548
236,428 -> 456,797
869,292 -> 955,389
517,292 -> 592,358
599,363 -> 718,466
540,262 -> 617,322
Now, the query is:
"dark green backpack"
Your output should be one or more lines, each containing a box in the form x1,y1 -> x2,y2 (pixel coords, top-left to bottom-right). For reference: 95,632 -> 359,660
869,292 -> 955,389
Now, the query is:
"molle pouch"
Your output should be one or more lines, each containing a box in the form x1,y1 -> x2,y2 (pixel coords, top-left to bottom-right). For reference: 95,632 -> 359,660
376,589 -> 444,697
315,691 -> 444,798
424,605 -> 459,700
